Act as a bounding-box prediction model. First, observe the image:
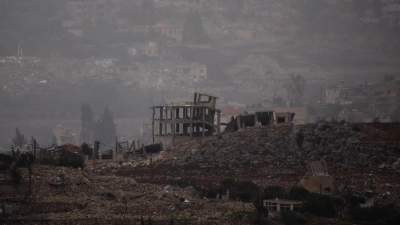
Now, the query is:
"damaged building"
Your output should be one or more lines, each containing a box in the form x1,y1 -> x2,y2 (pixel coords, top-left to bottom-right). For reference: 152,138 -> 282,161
150,92 -> 296,144
150,92 -> 221,144
223,111 -> 295,133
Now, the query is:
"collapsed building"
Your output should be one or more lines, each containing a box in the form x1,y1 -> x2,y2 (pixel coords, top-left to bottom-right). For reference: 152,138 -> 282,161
150,92 -> 221,144
150,92 -> 295,144
223,111 -> 295,133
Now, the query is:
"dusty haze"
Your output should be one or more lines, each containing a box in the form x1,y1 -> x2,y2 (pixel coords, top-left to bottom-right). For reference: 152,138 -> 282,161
1,0 -> 400,148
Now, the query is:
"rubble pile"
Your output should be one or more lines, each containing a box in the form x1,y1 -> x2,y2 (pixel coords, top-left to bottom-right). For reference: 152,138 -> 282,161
6,164 -> 256,223
118,123 -> 400,190
4,123 -> 400,223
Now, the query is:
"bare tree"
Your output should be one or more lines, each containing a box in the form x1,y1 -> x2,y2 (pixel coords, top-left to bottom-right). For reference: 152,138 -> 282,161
12,127 -> 27,148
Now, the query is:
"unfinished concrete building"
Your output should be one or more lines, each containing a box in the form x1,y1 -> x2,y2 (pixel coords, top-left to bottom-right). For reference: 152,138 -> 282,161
223,111 -> 295,133
151,92 -> 221,143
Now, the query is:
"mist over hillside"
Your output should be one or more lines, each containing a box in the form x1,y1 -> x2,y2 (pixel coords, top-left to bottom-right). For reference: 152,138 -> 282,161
2,1 -> 400,224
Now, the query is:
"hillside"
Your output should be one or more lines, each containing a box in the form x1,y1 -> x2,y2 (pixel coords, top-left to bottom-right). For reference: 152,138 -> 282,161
2,123 -> 400,224
115,122 -> 400,224
118,122 -> 400,202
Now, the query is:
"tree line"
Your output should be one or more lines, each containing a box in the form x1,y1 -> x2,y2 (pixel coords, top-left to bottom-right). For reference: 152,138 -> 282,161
80,103 -> 116,147
9,102 -> 116,150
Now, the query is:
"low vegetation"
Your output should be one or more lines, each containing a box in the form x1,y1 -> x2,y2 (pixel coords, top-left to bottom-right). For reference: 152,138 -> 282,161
37,149 -> 85,168
281,211 -> 306,225
215,181 -> 349,223
348,204 -> 400,225
0,153 -> 13,170
9,165 -> 22,185
301,193 -> 344,218
221,178 -> 261,202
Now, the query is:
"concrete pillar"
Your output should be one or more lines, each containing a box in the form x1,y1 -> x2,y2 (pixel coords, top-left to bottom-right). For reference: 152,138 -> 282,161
159,107 -> 163,136
176,108 -> 180,133
202,107 -> 205,138
152,108 -> 155,143
164,109 -> 167,135
172,108 -> 176,143
217,112 -> 220,137
176,108 -> 180,119
190,107 -> 193,138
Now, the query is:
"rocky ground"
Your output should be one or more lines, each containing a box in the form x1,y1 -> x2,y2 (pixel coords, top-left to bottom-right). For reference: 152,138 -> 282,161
2,166 -> 256,224
118,123 -> 400,190
2,122 -> 400,224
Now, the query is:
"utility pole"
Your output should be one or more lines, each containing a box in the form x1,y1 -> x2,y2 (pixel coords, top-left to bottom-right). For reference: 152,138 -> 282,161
27,155 -> 32,196
33,139 -> 37,157
94,141 -> 99,159
115,136 -> 118,159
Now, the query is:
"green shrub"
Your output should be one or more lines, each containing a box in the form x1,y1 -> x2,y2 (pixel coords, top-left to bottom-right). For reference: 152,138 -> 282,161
348,205 -> 400,224
221,178 -> 236,190
220,179 -> 260,202
281,211 -> 306,225
0,162 -> 11,170
81,143 -> 93,156
37,149 -> 58,166
302,193 -> 344,217
236,180 -> 260,202
288,186 -> 310,201
37,149 -> 85,168
0,153 -> 13,170
264,185 -> 285,199
57,149 -> 85,168
9,166 -> 22,184
253,207 -> 269,224
229,212 -> 246,221
202,186 -> 219,199
256,205 -> 268,215
346,196 -> 365,207
0,153 -> 13,164
16,153 -> 36,167
11,148 -> 21,161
